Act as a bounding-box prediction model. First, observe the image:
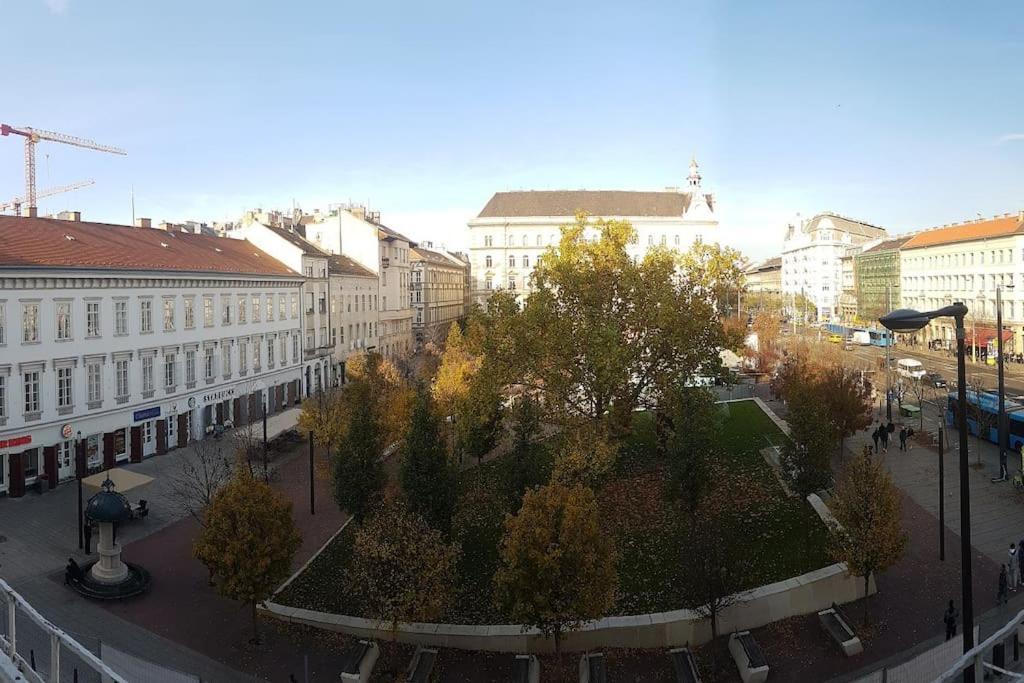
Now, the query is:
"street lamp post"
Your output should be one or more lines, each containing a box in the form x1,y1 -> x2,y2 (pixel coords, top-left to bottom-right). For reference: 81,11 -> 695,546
996,285 -> 1014,481
75,430 -> 84,550
880,303 -> 973,683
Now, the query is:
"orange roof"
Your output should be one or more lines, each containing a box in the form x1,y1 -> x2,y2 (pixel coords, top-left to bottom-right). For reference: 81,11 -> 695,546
0,215 -> 301,278
902,215 -> 1024,250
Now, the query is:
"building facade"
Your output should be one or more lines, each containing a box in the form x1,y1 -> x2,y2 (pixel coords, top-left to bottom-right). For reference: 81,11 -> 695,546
781,213 -> 887,321
744,257 -> 782,296
301,207 -> 415,362
233,222 -> 333,395
327,253 -> 379,380
900,213 -> 1024,352
0,215 -> 304,498
854,237 -> 910,325
466,160 -> 717,304
411,245 -> 467,348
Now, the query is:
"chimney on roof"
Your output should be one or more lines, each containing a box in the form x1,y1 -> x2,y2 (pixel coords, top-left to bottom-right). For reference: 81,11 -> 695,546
135,217 -> 152,228
57,210 -> 81,222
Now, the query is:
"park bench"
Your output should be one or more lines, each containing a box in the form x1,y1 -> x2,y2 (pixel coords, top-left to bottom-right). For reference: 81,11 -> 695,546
339,639 -> 379,682
669,647 -> 702,683
404,646 -> 436,683
579,652 -> 606,683
512,654 -> 540,683
901,404 -> 921,419
818,603 -> 863,656
728,631 -> 768,683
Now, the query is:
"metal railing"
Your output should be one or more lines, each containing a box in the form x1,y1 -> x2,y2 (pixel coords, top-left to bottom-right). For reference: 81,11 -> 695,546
0,578 -> 127,683
938,608 -> 1024,681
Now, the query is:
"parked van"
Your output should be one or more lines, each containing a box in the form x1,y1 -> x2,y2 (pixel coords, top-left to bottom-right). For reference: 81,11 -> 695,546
896,358 -> 926,380
851,330 -> 871,346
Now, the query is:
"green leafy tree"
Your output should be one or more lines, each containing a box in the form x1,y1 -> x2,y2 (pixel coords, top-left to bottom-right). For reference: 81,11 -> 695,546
493,482 -> 617,655
486,212 -> 725,438
193,466 -> 301,644
334,380 -> 385,521
400,386 -> 457,532
349,498 -> 459,632
818,364 -> 873,457
782,394 -> 834,496
508,395 -> 547,500
455,361 -> 504,463
677,237 -> 746,315
662,387 -> 720,516
830,449 -> 908,625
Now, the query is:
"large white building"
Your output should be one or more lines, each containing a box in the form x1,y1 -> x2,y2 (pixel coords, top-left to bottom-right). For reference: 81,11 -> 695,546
327,253 -> 379,377
0,215 -> 304,498
781,212 -> 887,321
466,160 -> 717,304
900,212 -> 1024,352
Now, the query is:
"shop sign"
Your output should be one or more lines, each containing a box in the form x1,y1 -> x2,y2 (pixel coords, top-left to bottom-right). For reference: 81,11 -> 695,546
61,424 -> 74,439
0,435 -> 32,450
133,406 -> 161,422
201,388 -> 236,405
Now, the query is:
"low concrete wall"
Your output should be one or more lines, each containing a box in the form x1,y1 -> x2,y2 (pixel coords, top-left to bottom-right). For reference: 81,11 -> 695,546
262,562 -> 876,654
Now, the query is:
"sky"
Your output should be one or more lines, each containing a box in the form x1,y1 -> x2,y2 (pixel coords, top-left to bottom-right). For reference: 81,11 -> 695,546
0,1 -> 1022,260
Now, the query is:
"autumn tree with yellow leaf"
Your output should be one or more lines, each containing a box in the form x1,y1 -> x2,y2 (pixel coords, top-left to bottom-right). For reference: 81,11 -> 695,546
493,482 -> 617,655
193,466 -> 301,644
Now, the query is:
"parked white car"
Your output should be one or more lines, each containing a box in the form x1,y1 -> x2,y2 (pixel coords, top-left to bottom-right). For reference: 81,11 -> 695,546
896,358 -> 926,380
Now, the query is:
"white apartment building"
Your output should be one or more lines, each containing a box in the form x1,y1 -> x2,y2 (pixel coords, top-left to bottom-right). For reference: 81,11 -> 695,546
327,253 -> 379,379
301,207 -> 415,361
233,222 -> 333,394
467,159 -> 717,304
411,244 -> 468,348
900,212 -> 1024,352
0,215 -> 304,498
781,212 -> 887,321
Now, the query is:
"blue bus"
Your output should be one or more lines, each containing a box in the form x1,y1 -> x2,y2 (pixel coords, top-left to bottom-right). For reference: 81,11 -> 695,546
822,323 -> 893,348
945,390 -> 1024,450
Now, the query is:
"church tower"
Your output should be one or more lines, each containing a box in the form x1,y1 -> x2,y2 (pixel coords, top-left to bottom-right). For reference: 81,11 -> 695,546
688,157 -> 702,189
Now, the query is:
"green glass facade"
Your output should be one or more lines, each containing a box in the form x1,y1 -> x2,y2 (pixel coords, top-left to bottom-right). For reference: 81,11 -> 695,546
854,248 -> 900,324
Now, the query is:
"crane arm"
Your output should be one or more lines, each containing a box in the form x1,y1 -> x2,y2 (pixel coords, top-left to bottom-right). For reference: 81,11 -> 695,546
0,179 -> 95,213
1,123 -> 126,155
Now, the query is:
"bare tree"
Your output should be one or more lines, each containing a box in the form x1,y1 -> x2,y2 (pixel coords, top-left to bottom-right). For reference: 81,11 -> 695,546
232,419 -> 271,482
168,437 -> 233,525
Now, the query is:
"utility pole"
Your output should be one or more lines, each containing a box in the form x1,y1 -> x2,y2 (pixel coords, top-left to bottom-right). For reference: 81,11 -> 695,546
886,284 -> 892,422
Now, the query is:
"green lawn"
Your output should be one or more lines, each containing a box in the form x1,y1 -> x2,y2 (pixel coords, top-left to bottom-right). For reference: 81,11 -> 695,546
277,399 -> 832,622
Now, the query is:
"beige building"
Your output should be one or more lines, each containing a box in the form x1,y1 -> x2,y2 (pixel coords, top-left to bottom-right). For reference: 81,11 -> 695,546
744,257 -> 782,295
328,253 -> 379,380
411,244 -> 468,348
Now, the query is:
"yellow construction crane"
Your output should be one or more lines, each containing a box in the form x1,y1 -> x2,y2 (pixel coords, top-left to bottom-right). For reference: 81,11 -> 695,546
1,123 -> 125,214
0,179 -> 95,215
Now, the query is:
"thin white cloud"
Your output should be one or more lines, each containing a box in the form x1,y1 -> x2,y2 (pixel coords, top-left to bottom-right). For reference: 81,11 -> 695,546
43,0 -> 69,13
998,133 -> 1024,145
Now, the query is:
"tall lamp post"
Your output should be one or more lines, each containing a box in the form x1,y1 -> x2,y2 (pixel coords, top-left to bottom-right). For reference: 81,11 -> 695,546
881,303 -> 973,682
996,285 -> 1014,481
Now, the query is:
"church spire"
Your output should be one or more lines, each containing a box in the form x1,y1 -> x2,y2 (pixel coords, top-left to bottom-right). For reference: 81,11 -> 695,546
688,156 -> 702,190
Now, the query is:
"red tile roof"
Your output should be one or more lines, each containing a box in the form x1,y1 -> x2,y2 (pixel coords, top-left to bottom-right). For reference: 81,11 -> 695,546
0,216 -> 300,277
901,215 -> 1024,250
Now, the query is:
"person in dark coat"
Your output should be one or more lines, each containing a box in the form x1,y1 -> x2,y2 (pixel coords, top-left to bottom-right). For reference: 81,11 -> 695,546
944,600 -> 959,640
899,427 -> 908,451
872,426 -> 880,453
880,425 -> 890,453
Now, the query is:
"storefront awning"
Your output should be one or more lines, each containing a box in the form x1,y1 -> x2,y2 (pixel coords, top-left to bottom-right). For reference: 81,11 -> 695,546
970,327 -> 1013,347
82,468 -> 153,494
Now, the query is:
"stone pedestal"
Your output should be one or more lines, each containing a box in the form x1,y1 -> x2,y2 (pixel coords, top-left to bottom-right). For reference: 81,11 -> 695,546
89,522 -> 128,584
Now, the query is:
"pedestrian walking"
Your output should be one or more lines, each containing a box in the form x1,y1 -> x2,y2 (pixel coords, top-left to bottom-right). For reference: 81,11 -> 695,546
880,426 -> 890,453
999,565 -> 1009,605
899,427 -> 908,452
1010,543 -> 1020,592
944,599 -> 959,640
872,426 -> 880,454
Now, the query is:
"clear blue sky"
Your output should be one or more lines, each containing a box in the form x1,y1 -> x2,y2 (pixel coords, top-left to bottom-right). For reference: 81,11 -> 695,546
1,0 -> 1022,259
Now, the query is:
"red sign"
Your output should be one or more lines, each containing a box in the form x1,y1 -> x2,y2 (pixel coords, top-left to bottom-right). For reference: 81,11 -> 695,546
0,435 -> 31,450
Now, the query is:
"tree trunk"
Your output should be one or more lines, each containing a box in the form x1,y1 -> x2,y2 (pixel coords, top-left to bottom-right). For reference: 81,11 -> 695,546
553,628 -> 562,658
862,574 -> 870,627
251,601 -> 261,645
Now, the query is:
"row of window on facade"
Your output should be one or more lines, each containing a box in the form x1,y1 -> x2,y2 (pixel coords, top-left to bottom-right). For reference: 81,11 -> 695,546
480,232 -> 686,248
905,248 -> 1022,269
0,293 -> 301,346
902,273 -> 1016,296
482,276 -> 528,291
0,335 -> 300,422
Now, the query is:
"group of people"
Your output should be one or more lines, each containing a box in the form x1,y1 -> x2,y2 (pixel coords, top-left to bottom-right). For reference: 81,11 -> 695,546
870,421 -> 914,453
997,541 -> 1024,606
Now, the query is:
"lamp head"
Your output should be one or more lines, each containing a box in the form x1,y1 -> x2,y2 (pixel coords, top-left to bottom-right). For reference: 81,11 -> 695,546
879,308 -> 931,334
